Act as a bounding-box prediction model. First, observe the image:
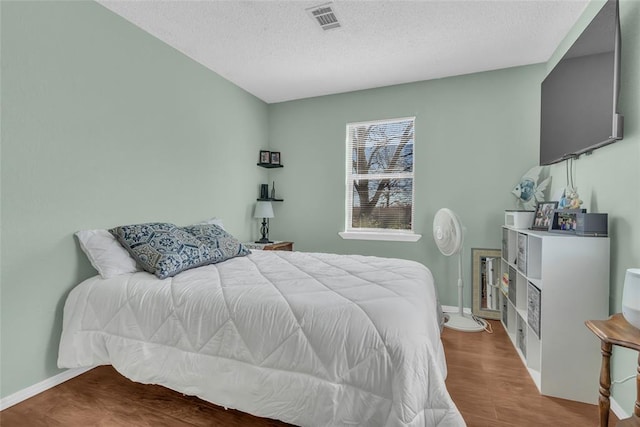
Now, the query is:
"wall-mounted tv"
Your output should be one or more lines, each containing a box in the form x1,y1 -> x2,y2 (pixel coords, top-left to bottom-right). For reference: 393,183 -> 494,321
539,0 -> 623,166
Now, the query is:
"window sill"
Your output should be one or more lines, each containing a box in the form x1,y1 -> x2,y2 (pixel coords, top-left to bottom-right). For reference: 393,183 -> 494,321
338,231 -> 422,242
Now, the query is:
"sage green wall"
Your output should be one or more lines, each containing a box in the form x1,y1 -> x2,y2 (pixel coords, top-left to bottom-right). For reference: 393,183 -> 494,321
0,1 -> 268,398
544,0 -> 640,415
268,64 -> 544,307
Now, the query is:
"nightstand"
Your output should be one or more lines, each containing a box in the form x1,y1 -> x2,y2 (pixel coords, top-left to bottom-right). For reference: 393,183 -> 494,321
586,313 -> 640,427
245,241 -> 293,251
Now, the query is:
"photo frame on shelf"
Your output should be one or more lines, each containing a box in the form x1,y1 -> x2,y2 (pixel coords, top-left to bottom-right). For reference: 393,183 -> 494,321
531,201 -> 558,230
270,151 -> 281,165
259,150 -> 270,164
548,208 -> 587,233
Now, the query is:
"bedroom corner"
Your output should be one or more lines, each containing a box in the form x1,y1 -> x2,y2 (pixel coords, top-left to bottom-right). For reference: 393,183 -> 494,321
1,0 -> 639,424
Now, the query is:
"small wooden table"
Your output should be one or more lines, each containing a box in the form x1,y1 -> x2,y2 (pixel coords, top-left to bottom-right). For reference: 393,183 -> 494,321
586,313 -> 640,427
245,241 -> 294,251
262,241 -> 293,251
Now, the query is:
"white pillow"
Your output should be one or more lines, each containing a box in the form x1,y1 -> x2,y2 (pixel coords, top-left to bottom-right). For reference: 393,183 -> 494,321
75,229 -> 138,279
197,217 -> 225,230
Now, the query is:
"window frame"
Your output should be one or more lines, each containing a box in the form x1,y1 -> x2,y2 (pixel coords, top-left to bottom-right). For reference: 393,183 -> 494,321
339,116 -> 421,242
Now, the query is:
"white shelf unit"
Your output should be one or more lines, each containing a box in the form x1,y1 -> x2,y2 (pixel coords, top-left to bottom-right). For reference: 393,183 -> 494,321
500,226 -> 609,404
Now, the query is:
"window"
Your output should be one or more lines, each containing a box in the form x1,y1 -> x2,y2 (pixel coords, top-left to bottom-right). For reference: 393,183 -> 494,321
340,117 -> 420,242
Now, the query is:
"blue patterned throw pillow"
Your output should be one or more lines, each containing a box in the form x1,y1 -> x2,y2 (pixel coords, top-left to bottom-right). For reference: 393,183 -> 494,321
182,224 -> 250,263
109,223 -> 215,279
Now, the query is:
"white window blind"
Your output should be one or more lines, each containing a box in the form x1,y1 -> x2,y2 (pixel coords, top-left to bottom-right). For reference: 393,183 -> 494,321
344,117 -> 416,235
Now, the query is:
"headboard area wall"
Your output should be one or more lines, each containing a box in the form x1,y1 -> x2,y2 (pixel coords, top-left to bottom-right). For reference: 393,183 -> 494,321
1,1 -> 268,399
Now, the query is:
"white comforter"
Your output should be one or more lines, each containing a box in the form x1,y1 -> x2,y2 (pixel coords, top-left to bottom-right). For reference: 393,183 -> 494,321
58,251 -> 464,426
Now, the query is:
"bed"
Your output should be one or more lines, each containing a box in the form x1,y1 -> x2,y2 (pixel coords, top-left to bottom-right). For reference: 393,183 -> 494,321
59,231 -> 464,426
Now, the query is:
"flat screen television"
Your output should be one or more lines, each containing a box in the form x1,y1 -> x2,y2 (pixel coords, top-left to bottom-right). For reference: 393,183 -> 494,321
539,0 -> 623,166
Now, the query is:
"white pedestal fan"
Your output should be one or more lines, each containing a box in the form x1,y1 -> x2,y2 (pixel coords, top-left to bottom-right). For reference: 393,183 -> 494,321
433,208 -> 486,332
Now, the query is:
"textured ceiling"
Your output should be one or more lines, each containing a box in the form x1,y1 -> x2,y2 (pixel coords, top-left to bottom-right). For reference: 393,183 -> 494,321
98,0 -> 590,104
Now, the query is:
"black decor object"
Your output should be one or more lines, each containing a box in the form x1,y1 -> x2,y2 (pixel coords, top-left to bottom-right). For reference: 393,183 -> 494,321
260,184 -> 269,200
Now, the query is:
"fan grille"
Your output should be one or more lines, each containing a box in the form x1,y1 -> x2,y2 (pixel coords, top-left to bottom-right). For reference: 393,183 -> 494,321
433,208 -> 463,256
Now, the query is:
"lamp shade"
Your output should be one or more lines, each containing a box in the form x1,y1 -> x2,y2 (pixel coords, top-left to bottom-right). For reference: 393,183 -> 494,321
622,268 -> 640,329
254,201 -> 274,219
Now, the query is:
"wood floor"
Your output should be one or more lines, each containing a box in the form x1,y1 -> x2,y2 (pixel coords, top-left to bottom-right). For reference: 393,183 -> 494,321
1,320 -> 617,426
442,320 -> 617,426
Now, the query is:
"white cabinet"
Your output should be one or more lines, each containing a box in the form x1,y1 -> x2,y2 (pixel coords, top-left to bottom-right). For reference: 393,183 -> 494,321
500,226 -> 609,404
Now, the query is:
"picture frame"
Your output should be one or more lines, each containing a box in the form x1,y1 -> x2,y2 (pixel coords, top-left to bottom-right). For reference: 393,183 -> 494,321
531,201 -> 558,230
471,248 -> 502,320
259,150 -> 270,164
270,151 -> 281,165
548,208 -> 587,233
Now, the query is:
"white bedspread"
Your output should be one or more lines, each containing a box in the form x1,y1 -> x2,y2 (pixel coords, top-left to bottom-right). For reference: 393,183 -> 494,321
58,251 -> 464,426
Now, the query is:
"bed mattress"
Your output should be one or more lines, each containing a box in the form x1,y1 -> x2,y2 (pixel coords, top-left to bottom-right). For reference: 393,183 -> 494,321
58,250 -> 464,426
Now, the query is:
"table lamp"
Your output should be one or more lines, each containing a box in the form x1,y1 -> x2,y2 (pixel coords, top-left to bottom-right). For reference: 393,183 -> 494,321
254,201 -> 274,244
622,268 -> 640,329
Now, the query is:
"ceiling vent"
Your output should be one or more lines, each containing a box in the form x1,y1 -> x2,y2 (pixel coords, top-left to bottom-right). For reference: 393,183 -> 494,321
307,3 -> 341,31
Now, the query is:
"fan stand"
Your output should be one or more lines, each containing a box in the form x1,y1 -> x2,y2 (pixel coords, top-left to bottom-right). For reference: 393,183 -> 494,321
443,252 -> 487,332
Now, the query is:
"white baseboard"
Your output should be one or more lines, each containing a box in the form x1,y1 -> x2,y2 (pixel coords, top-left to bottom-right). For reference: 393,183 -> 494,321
441,305 -> 472,314
0,367 -> 93,411
610,397 -> 629,420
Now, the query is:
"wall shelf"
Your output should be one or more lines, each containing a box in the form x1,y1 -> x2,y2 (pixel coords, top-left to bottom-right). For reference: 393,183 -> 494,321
257,198 -> 283,202
257,163 -> 284,169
